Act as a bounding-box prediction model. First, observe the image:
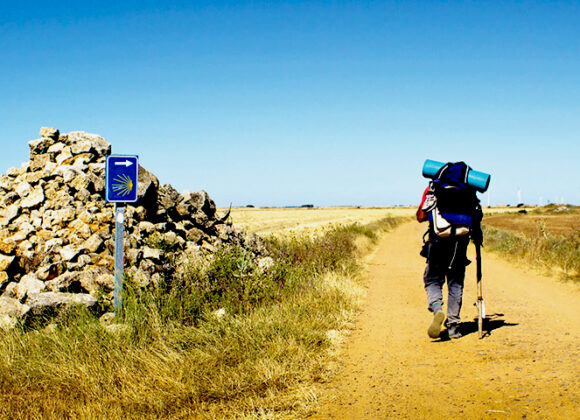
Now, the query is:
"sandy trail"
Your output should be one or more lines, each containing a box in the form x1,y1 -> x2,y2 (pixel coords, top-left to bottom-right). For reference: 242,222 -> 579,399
313,222 -> 580,419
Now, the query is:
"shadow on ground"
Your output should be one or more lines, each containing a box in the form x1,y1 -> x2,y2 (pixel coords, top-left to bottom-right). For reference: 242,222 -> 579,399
435,313 -> 519,342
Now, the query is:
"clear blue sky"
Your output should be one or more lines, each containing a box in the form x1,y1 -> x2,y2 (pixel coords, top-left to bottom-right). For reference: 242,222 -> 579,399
2,1 -> 579,207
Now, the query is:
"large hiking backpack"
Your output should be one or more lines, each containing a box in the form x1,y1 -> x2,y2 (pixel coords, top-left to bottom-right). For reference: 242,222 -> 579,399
425,162 -> 482,238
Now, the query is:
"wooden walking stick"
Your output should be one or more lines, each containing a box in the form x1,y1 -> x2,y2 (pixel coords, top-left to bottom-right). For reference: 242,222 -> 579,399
475,243 -> 485,338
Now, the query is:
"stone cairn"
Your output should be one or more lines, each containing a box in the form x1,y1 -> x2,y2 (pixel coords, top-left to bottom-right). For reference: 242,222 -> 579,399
0,128 -> 265,328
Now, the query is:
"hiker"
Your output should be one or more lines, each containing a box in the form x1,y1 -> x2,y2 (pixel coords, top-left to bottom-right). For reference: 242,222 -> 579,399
417,162 -> 483,339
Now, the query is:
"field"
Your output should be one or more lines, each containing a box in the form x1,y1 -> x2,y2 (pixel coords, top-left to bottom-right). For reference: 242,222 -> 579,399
228,205 -> 515,236
484,212 -> 580,236
482,205 -> 580,280
227,206 -> 416,236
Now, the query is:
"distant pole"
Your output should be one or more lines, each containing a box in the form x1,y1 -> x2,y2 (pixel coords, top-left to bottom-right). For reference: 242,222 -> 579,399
114,203 -> 126,311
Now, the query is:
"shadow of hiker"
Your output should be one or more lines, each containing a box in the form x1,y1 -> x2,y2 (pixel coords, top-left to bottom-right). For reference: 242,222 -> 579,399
461,313 -> 519,339
434,313 -> 518,341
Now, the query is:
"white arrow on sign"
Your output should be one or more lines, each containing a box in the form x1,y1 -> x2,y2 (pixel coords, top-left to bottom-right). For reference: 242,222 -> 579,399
114,160 -> 134,167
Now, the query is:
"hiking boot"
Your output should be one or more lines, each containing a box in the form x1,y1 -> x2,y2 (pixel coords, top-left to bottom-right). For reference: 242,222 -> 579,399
428,311 -> 446,338
447,324 -> 462,339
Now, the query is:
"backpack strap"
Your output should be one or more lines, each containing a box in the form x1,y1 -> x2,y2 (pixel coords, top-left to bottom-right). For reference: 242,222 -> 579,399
434,162 -> 452,181
434,161 -> 471,187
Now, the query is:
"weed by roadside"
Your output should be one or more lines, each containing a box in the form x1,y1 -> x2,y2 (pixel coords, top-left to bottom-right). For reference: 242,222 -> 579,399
482,224 -> 580,281
0,216 -> 403,418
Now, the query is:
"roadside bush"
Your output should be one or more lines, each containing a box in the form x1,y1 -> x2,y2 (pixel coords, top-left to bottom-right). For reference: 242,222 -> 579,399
483,224 -> 580,281
0,216 -> 403,418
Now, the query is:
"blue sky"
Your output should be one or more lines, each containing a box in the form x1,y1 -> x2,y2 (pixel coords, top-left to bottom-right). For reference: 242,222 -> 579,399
1,1 -> 579,207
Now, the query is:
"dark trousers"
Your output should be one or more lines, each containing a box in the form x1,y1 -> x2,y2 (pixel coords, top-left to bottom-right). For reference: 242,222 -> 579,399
423,235 -> 470,325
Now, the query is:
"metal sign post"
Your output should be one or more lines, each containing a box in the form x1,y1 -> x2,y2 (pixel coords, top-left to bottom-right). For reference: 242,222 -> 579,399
105,155 -> 139,313
113,203 -> 126,309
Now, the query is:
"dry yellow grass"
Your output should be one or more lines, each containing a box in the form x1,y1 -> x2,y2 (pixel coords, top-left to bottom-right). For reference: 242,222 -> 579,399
225,205 -> 514,237
226,206 -> 416,236
484,213 -> 580,236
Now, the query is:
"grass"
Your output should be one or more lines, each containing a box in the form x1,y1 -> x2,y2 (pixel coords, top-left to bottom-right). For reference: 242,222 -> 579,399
482,221 -> 580,281
0,216 -> 403,419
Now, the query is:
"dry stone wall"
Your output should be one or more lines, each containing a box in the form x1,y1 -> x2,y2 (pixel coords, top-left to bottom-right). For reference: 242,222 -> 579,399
0,128 -> 265,328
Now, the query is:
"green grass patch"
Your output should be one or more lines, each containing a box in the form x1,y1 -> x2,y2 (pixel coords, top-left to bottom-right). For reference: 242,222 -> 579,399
483,224 -> 580,281
0,216 -> 403,418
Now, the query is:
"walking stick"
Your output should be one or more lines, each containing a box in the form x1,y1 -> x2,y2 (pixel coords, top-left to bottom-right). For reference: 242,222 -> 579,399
475,243 -> 485,338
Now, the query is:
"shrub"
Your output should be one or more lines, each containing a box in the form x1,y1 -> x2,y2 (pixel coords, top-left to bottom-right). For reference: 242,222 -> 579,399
483,224 -> 580,281
0,215 -> 403,418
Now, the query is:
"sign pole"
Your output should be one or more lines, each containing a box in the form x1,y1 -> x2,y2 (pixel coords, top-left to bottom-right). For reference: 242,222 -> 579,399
113,203 -> 126,312
105,154 -> 139,314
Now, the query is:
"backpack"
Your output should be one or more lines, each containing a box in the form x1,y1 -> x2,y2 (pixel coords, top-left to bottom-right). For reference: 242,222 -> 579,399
424,162 -> 482,238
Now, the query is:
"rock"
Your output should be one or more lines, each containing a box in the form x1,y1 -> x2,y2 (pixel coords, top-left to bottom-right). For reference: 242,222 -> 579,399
26,292 -> 98,314
95,273 -> 114,290
126,248 -> 143,264
138,221 -> 155,234
0,314 -> 17,329
0,296 -> 30,318
143,247 -> 162,262
15,181 -> 33,197
70,139 -> 93,155
0,238 -> 16,255
1,191 -> 18,207
67,132 -> 111,156
127,268 -> 151,287
186,227 -> 204,243
0,205 -> 21,227
12,274 -> 46,300
52,165 -> 79,183
70,172 -> 91,191
21,186 -> 45,209
55,147 -> 73,165
29,137 -> 56,157
0,271 -> 9,287
76,270 -> 105,295
99,312 -> 116,325
28,154 -> 54,172
40,127 -> 60,139
0,175 -> 13,190
16,222 -> 34,239
59,245 -> 82,262
183,190 -> 216,218
47,142 -> 65,154
70,219 -> 92,239
0,255 -> 15,271
137,165 -> 159,201
83,234 -> 103,253
6,167 -> 21,177
201,241 -> 217,253
36,262 -> 66,281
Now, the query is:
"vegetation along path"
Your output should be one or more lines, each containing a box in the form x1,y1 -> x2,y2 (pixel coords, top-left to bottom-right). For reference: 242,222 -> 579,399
313,221 -> 579,419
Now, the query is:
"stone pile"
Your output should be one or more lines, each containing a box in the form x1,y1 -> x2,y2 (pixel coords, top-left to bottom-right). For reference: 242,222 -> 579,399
0,128 -> 265,328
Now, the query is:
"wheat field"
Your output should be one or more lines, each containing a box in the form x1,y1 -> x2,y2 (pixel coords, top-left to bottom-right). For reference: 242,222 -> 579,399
226,206 -> 416,236
226,205 -> 516,237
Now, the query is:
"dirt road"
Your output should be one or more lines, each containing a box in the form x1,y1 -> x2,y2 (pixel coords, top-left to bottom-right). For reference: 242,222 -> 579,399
313,222 -> 580,419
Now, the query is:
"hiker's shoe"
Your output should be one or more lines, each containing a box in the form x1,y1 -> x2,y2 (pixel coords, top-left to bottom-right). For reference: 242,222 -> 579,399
428,311 -> 446,338
447,324 -> 462,339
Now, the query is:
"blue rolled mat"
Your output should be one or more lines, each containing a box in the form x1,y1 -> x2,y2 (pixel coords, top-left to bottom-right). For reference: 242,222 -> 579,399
422,159 -> 490,193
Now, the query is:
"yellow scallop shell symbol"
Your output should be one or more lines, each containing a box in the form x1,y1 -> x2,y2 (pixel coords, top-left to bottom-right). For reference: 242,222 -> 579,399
112,174 -> 134,197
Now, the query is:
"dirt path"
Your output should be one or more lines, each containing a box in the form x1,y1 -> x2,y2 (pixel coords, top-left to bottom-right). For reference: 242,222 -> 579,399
313,222 -> 580,419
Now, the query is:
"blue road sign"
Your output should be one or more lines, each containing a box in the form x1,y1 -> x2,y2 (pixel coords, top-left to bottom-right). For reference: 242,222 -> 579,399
105,155 -> 139,203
